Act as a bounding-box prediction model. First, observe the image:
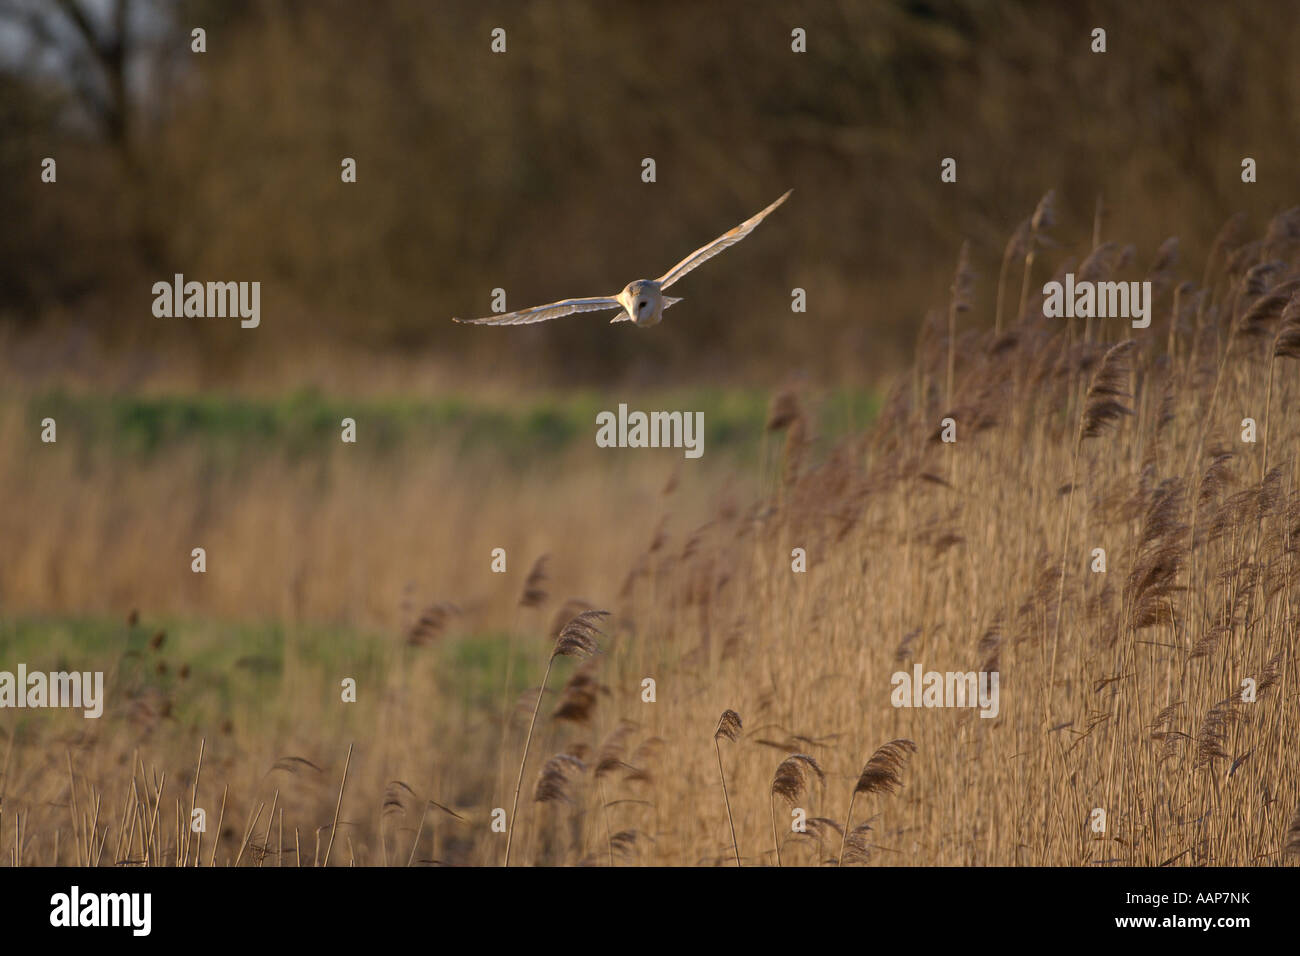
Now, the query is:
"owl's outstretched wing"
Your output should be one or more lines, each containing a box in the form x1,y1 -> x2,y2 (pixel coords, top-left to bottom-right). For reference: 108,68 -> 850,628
453,296 -> 623,326
656,189 -> 791,291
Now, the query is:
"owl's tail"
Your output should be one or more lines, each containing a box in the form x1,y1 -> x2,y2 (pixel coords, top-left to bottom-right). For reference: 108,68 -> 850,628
609,297 -> 683,324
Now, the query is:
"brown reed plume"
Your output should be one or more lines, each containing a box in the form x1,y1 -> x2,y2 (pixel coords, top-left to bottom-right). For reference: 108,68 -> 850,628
1080,340 -> 1138,439
551,659 -> 604,724
947,240 -> 974,407
532,752 -> 586,804
764,385 -> 807,492
548,597 -> 596,638
594,719 -> 637,866
625,735 -> 664,786
1050,340 -> 1137,698
504,609 -> 607,866
1276,292 -> 1300,361
1285,803 -> 1300,859
1263,291 -> 1300,479
594,721 -> 637,779
768,753 -> 823,866
713,709 -> 743,866
1148,702 -> 1188,767
1194,700 -> 1238,773
519,554 -> 550,608
406,601 -> 460,646
782,414 -> 808,488
765,389 -> 801,432
1192,260 -> 1291,478
1124,479 -> 1188,632
838,739 -> 916,865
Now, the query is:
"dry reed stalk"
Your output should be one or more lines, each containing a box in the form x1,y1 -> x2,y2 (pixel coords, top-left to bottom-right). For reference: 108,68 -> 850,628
1285,804 -> 1300,859
769,753 -> 823,866
260,789 -> 279,867
406,800 -> 430,867
838,739 -> 916,865
87,792 -> 101,865
504,609 -> 607,866
714,709 -> 743,866
321,741 -> 353,867
92,804 -> 110,866
182,736 -> 204,867
208,784 -> 227,866
141,764 -> 165,867
113,777 -> 133,865
995,220 -> 1029,335
598,778 -> 614,866
233,801 -> 263,868
122,782 -> 140,865
66,752 -> 82,866
595,720 -> 637,866
1263,292 -> 1300,480
1189,264 -> 1281,477
948,240 -> 974,409
497,555 -> 551,800
1049,339 -> 1137,704
1016,190 -> 1056,322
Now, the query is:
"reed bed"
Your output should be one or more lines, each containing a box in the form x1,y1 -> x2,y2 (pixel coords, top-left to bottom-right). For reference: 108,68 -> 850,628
2,200 -> 1298,865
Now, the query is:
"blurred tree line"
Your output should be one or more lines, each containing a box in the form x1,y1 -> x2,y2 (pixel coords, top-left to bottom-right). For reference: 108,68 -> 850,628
3,0 -> 1299,384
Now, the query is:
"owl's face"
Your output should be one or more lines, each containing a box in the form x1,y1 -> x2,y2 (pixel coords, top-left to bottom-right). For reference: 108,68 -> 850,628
619,280 -> 660,324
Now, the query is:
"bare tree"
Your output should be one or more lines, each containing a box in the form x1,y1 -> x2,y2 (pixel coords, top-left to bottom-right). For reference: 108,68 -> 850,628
0,0 -> 144,151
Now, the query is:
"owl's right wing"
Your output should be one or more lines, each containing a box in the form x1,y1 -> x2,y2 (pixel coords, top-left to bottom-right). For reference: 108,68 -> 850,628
656,189 -> 791,291
453,296 -> 623,326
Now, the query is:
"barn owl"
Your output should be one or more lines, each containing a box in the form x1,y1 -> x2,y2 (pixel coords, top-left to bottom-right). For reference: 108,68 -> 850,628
452,190 -> 791,327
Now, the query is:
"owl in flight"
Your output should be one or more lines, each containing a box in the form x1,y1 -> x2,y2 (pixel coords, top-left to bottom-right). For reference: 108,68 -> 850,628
453,190 -> 791,328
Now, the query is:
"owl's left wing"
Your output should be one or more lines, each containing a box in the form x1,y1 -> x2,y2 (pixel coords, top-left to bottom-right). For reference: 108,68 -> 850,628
656,189 -> 791,291
452,296 -> 623,326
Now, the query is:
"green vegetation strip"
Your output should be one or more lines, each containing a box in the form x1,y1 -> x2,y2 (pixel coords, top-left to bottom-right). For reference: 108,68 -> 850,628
0,613 -> 548,725
17,387 -> 878,461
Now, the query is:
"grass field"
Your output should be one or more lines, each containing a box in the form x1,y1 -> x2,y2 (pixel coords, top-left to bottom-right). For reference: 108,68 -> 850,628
0,385 -> 875,627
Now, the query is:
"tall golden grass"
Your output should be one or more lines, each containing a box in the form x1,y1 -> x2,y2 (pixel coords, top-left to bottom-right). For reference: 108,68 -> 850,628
0,428 -> 734,633
2,200 -> 1299,866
